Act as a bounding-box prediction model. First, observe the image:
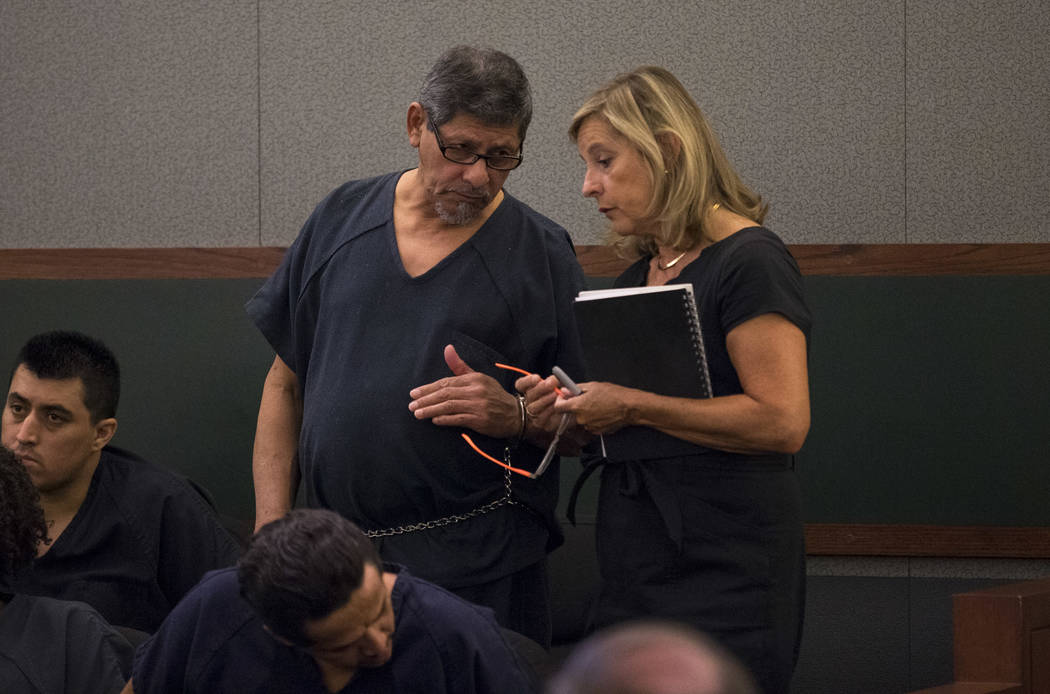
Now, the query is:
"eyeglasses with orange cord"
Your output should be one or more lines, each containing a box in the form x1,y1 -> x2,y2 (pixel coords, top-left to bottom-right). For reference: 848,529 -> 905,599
460,363 -> 578,479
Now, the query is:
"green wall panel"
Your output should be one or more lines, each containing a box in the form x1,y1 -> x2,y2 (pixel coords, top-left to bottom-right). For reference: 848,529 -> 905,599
4,275 -> 1047,528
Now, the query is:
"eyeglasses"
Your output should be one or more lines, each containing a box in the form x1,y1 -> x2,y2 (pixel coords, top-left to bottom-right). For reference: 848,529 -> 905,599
461,363 -> 570,479
429,117 -> 523,171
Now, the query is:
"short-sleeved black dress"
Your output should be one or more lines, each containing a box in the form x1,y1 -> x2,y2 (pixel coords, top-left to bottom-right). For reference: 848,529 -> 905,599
591,227 -> 811,694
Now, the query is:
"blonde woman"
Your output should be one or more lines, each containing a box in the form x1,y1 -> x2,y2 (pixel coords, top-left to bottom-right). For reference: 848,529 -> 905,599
547,67 -> 810,693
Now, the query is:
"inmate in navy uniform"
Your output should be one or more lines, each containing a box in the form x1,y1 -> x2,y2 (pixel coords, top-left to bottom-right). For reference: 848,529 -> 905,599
591,228 -> 811,694
131,565 -> 539,694
246,172 -> 585,642
0,446 -> 242,633
0,593 -> 133,694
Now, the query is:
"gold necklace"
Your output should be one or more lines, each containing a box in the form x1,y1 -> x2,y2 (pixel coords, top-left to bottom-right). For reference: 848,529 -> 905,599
656,203 -> 722,271
657,250 -> 687,270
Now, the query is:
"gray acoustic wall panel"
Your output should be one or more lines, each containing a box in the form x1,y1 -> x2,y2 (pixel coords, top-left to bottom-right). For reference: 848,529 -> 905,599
259,3 -> 430,246
3,2 -> 1048,248
907,1 -> 1050,243
502,0 -> 905,246
259,0 -> 904,246
1,3 -> 258,247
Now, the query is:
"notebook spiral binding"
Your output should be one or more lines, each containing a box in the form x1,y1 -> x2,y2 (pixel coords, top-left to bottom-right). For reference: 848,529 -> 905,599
682,290 -> 714,398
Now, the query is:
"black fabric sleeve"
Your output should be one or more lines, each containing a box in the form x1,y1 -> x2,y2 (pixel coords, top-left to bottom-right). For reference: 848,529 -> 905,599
0,596 -> 133,694
155,485 -> 242,608
549,232 -> 588,381
132,572 -> 255,694
64,607 -> 135,694
244,215 -> 315,374
718,235 -> 811,336
393,577 -> 540,694
245,176 -> 391,376
132,594 -> 199,693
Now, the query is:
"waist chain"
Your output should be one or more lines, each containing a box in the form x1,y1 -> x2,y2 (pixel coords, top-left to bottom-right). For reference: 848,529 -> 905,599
364,467 -> 517,538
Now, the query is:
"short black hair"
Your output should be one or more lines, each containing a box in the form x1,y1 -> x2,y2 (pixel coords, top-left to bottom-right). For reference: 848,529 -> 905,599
0,446 -> 50,574
237,509 -> 382,645
12,331 -> 120,423
420,45 -> 533,143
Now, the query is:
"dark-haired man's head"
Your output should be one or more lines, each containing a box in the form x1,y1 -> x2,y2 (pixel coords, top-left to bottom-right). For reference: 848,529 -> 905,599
0,445 -> 50,576
238,509 -> 394,674
10,331 -> 119,423
419,45 -> 533,142
408,46 -> 533,226
2,331 -> 119,496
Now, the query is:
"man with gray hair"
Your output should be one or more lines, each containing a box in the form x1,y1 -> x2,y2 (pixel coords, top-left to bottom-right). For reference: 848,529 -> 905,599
247,45 -> 585,647
547,621 -> 760,694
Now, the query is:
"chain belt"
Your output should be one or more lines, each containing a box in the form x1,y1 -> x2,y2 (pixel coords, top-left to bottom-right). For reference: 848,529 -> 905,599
364,467 -> 517,538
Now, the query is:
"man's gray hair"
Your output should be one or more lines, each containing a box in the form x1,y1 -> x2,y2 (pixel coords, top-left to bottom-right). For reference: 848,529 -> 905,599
419,45 -> 532,143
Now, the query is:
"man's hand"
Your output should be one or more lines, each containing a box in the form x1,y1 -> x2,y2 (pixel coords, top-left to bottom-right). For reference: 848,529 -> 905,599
408,345 -> 520,438
519,372 -> 592,452
514,372 -> 562,435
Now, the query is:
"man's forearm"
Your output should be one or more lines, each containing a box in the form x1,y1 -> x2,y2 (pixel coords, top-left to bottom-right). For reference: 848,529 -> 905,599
252,357 -> 302,531
252,448 -> 299,531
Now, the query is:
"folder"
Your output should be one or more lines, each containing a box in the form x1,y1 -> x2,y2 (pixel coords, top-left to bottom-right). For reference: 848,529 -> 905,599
574,283 -> 712,460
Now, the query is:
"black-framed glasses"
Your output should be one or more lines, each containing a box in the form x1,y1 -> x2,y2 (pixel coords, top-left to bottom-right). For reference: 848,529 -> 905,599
428,117 -> 523,171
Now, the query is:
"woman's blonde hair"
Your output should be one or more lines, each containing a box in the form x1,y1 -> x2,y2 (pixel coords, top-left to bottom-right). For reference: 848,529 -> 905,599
570,66 -> 767,260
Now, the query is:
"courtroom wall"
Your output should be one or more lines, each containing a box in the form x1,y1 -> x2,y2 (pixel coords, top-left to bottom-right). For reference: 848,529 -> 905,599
3,1 -> 1049,249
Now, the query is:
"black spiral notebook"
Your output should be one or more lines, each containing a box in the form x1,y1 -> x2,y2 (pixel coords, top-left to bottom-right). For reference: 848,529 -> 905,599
574,283 -> 712,461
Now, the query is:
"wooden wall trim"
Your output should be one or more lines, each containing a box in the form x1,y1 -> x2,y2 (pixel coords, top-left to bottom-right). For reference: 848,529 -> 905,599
805,524 -> 1050,558
789,243 -> 1050,277
581,242 -> 1050,277
0,247 -> 288,280
2,243 -> 1050,279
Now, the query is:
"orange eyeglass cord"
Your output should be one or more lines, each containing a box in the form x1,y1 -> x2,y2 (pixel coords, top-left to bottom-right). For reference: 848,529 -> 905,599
459,362 -> 539,478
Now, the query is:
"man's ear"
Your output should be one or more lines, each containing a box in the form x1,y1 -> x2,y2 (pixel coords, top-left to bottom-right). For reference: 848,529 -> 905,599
657,132 -> 682,170
92,418 -> 117,451
407,102 -> 426,148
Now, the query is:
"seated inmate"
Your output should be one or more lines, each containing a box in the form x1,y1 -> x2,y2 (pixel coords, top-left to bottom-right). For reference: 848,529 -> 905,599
0,445 -> 133,694
0,331 -> 241,633
126,509 -> 540,694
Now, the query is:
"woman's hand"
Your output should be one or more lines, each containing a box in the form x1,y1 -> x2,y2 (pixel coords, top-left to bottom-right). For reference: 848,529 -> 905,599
550,313 -> 810,455
553,381 -> 636,435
